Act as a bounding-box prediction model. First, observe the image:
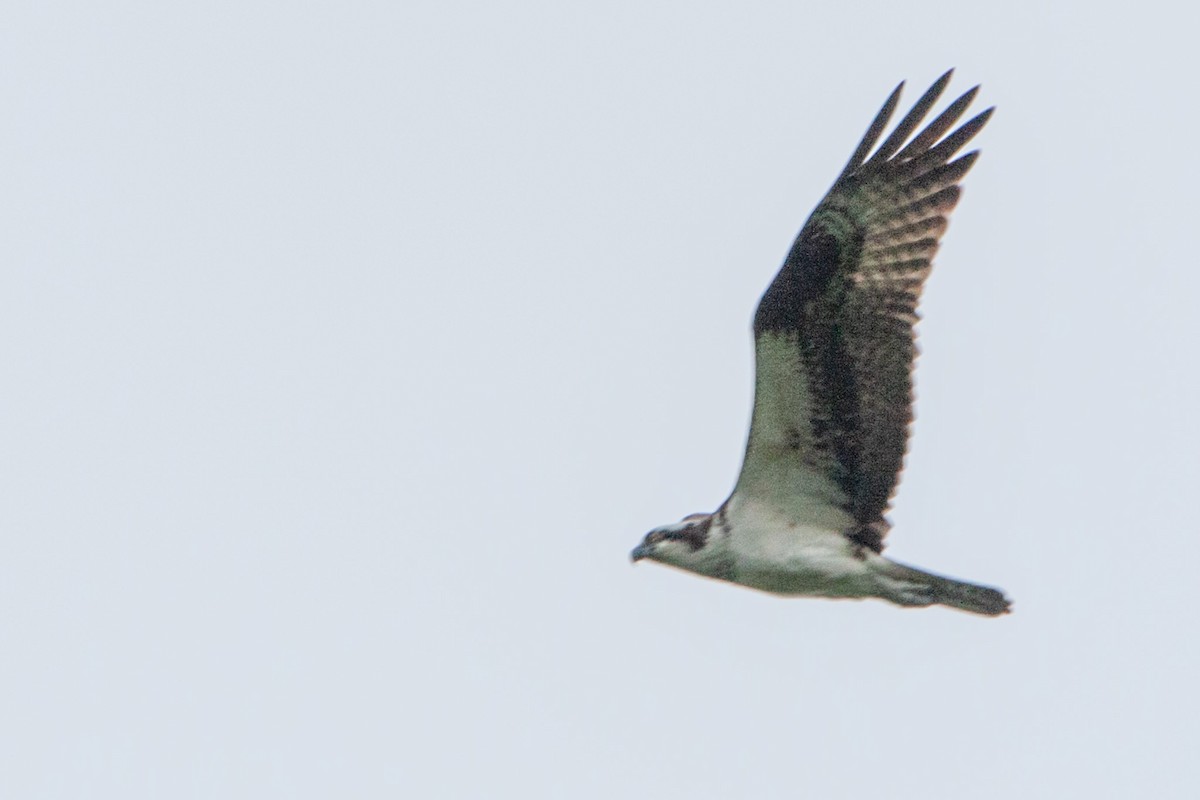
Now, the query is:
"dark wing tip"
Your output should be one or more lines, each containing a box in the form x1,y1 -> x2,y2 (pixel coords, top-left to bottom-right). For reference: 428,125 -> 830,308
891,85 -> 986,165
863,71 -> 959,169
840,71 -> 989,186
834,80 -> 906,184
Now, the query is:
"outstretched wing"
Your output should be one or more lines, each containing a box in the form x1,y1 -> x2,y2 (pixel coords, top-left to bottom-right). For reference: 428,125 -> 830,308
734,71 -> 991,552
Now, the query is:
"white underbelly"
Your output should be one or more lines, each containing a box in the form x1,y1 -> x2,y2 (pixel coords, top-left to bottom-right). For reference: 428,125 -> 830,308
724,496 -> 874,598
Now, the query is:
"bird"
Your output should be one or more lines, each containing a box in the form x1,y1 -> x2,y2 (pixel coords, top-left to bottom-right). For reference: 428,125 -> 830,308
630,71 -> 1011,616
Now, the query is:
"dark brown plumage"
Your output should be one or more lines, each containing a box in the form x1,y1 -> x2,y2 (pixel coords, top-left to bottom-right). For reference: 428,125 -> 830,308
744,70 -> 992,553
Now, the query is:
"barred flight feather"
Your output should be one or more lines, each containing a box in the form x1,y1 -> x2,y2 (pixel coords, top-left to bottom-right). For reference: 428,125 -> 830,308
743,69 -> 993,552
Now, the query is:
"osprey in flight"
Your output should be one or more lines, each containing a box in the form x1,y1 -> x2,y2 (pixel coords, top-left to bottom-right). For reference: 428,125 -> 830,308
631,71 -> 1011,616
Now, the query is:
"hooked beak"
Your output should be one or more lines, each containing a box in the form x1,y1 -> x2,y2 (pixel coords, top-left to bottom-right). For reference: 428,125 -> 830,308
630,542 -> 651,562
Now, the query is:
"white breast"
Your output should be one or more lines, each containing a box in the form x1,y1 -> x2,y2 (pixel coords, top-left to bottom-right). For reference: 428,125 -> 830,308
723,492 -> 875,598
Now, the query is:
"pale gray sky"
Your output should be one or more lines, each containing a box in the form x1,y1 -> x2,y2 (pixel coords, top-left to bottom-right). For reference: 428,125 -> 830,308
3,1 -> 1198,797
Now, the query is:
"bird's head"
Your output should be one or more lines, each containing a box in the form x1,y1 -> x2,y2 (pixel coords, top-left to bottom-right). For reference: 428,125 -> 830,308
630,513 -> 713,567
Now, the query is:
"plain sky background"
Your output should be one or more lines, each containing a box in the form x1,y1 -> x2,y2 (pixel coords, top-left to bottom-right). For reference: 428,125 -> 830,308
3,1 -> 1198,797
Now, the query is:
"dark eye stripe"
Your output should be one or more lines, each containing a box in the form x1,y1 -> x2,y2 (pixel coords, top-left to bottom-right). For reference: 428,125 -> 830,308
664,519 -> 711,551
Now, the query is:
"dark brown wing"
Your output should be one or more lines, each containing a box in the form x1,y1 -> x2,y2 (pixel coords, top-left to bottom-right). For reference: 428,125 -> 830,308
736,70 -> 991,552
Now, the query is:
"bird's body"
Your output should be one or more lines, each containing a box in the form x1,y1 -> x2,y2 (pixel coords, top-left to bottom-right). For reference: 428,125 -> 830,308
713,494 -> 866,597
631,72 -> 1011,616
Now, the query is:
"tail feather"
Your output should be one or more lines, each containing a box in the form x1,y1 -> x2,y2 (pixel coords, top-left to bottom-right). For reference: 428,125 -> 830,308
875,558 -> 1012,616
